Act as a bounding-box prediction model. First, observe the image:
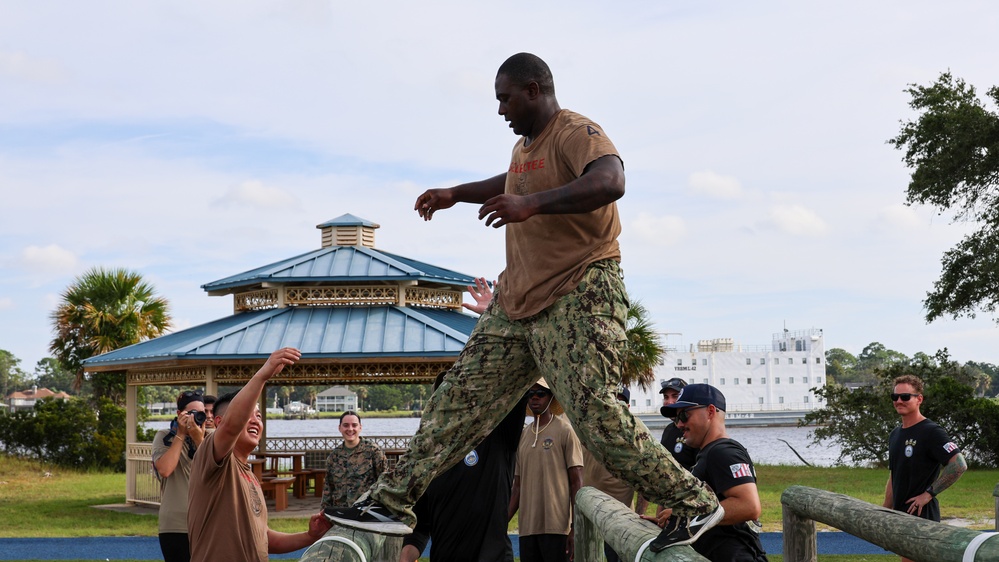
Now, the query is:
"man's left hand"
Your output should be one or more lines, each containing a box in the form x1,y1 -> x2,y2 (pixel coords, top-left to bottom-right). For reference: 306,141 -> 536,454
478,194 -> 535,228
905,493 -> 931,516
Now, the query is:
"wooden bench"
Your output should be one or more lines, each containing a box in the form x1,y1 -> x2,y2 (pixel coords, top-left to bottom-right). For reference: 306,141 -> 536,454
259,476 -> 295,511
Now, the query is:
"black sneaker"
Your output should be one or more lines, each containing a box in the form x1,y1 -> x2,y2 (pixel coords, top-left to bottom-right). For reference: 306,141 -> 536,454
325,499 -> 413,536
649,505 -> 725,552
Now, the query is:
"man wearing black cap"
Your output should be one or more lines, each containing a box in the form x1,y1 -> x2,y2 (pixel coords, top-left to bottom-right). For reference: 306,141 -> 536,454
659,378 -> 698,469
657,384 -> 768,560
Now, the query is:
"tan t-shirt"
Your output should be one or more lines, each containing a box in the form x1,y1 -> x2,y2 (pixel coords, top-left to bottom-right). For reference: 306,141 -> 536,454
499,109 -> 622,320
581,448 -> 635,507
515,414 -> 584,536
151,429 -> 196,534
187,432 -> 269,562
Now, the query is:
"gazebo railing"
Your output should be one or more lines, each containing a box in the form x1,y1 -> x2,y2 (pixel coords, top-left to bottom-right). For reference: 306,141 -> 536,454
126,436 -> 413,506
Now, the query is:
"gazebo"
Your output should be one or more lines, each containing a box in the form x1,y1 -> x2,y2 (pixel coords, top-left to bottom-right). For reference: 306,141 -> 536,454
83,214 -> 478,505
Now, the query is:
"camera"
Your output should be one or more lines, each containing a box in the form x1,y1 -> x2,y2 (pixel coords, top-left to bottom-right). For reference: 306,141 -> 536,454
192,411 -> 207,427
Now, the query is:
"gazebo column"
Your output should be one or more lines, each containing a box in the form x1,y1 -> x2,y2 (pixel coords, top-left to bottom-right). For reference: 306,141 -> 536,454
126,376 -> 138,504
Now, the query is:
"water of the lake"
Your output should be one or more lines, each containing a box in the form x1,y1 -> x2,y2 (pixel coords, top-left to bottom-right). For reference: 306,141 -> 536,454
145,417 -> 846,466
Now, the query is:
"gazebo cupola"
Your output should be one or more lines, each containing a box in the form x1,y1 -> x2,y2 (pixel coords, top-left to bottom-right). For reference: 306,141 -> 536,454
203,213 -> 468,314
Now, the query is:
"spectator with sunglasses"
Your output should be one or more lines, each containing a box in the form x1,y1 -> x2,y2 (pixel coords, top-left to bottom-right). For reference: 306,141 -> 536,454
659,384 -> 767,560
151,390 -> 207,562
883,375 -> 966,562
509,378 -> 583,562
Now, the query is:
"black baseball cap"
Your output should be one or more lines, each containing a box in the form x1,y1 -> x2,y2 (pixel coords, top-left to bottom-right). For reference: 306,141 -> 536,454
662,383 -> 726,412
659,377 -> 687,394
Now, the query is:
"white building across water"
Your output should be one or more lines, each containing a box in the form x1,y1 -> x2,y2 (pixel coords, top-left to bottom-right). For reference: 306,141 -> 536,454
631,328 -> 826,427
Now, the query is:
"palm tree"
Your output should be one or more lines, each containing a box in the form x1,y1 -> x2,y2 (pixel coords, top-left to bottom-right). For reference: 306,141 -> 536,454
621,298 -> 665,392
50,267 -> 171,403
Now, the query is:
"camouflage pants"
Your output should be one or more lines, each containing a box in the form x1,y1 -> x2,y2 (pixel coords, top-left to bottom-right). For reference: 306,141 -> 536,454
370,260 -> 718,526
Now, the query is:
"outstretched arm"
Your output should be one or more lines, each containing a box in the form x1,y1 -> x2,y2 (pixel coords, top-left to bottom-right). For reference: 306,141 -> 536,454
414,174 -> 507,220
213,347 -> 300,463
478,155 -> 624,228
267,510 -> 332,554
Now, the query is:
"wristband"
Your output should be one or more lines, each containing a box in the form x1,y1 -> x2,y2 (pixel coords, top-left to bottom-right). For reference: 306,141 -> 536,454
925,486 -> 937,497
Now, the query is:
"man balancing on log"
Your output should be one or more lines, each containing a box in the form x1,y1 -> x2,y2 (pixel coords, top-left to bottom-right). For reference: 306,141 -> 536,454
326,52 -> 723,552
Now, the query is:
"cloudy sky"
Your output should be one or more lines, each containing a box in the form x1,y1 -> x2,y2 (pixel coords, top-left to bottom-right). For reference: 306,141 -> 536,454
2,1 -> 998,376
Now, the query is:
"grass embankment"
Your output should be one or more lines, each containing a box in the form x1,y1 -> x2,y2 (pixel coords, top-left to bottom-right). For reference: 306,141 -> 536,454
1,455 -> 994,560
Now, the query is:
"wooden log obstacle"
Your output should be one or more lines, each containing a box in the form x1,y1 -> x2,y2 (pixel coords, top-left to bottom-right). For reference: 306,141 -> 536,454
574,486 -> 708,561
781,485 -> 999,562
298,525 -> 402,562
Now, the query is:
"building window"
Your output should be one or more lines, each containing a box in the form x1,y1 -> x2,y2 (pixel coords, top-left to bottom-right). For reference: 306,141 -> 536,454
760,377 -> 766,384
758,397 -> 764,404
702,378 -> 708,384
804,396 -> 810,403
760,358 -> 766,365
747,378 -> 753,385
779,396 -> 785,404
734,378 -> 740,385
802,358 -> 807,364
702,359 -> 707,366
816,357 -> 822,364
677,359 -> 683,366
645,399 -> 651,407
774,358 -> 780,365
790,377 -> 795,384
803,376 -> 809,384
817,377 -> 822,384
775,377 -> 780,384
631,400 -> 636,407
746,358 -> 751,365
720,378 -> 726,385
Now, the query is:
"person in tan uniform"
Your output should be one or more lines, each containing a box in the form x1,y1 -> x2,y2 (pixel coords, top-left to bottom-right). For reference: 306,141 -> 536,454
187,348 -> 331,562
328,52 -> 722,551
509,379 -> 583,562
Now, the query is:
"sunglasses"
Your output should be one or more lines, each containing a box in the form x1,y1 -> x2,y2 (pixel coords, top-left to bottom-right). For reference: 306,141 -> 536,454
181,390 -> 203,398
676,405 -> 708,423
526,389 -> 552,399
891,393 -> 921,402
661,378 -> 685,389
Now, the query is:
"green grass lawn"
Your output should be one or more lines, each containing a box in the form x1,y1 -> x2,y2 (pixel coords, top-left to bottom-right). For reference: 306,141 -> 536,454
1,455 -> 993,560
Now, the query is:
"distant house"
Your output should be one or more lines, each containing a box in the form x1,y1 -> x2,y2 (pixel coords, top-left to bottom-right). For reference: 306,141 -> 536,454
316,386 -> 358,413
282,400 -> 316,415
6,386 -> 72,412
144,402 -> 176,415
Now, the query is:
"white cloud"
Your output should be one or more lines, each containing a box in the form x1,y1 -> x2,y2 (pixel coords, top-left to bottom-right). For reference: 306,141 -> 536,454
630,213 -> 686,247
876,204 -> 927,231
766,205 -> 828,237
211,180 -> 301,211
689,171 -> 743,200
0,50 -> 68,84
19,244 -> 79,274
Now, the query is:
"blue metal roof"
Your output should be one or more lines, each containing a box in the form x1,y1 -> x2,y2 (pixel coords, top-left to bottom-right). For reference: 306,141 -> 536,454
317,214 -> 379,228
83,305 -> 477,368
201,246 -> 476,293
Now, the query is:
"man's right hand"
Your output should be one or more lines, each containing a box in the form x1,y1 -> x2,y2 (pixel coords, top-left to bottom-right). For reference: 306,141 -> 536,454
258,347 -> 301,380
414,188 -> 456,221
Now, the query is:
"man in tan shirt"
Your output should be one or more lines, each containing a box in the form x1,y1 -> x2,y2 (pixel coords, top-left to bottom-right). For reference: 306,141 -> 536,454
328,52 -> 722,551
187,348 -> 331,562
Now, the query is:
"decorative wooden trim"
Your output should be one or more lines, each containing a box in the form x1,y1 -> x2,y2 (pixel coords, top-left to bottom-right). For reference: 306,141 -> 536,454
213,361 -> 450,385
234,288 -> 281,312
128,366 -> 208,385
285,286 -> 399,307
403,287 -> 462,310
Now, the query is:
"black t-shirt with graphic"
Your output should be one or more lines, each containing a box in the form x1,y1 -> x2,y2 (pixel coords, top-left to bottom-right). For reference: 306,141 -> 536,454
888,418 -> 960,522
690,438 -> 768,562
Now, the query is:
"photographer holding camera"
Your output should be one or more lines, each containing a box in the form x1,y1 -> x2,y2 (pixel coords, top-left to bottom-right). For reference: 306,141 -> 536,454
152,390 -> 207,562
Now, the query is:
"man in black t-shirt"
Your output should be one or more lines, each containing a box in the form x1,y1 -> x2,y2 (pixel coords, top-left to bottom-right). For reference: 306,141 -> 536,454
883,375 -> 966,562
399,374 -> 528,562
658,384 -> 768,560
